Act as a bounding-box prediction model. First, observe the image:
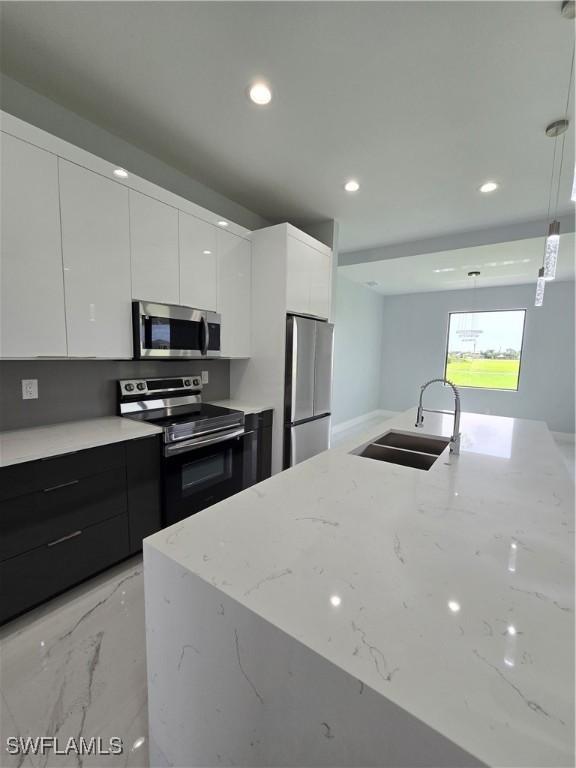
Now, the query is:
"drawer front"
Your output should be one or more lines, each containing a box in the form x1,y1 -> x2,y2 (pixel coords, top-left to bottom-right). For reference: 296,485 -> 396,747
0,467 -> 127,562
0,442 -> 126,502
0,514 -> 130,625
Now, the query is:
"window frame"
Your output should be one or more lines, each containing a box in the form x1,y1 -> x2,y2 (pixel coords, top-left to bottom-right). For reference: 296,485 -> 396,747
443,308 -> 527,392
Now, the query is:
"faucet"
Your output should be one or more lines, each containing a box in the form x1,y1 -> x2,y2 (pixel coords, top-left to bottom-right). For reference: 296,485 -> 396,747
415,378 -> 461,455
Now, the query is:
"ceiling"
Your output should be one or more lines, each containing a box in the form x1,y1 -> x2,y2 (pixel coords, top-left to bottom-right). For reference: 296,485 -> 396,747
339,233 -> 576,295
1,2 -> 574,252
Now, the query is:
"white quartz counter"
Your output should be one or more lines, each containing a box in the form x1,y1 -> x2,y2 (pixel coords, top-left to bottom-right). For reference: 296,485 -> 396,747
207,399 -> 273,415
0,417 -> 163,467
146,409 -> 574,767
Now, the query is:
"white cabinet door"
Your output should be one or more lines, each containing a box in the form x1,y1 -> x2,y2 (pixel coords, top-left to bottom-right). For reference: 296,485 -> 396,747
0,134 -> 67,357
130,190 -> 179,304
286,236 -> 332,319
59,160 -> 132,358
217,230 -> 251,358
308,248 -> 332,320
286,236 -> 311,316
179,212 -> 218,310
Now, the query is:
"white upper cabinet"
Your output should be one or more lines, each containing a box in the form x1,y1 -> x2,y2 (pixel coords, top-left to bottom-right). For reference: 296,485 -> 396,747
286,235 -> 332,319
179,212 -> 218,311
59,159 -> 132,358
0,134 -> 67,357
129,190 -> 179,304
217,230 -> 251,358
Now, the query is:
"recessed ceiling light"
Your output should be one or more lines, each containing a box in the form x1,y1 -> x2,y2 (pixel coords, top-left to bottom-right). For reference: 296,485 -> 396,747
202,250 -> 212,255
344,179 -> 360,193
248,81 -> 272,105
448,600 -> 461,613
479,181 -> 499,193
330,595 -> 342,607
217,220 -> 229,227
113,168 -> 129,179
433,267 -> 456,273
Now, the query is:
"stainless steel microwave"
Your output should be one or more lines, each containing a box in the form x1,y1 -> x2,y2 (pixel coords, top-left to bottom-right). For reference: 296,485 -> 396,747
132,301 -> 221,359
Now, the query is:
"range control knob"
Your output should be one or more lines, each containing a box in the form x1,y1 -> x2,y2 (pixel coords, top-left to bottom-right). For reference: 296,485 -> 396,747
136,382 -> 146,391
193,377 -> 200,386
125,383 -> 134,392
184,378 -> 191,387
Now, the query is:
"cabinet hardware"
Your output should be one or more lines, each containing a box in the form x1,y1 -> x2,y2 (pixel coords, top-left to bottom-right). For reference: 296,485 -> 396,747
43,479 -> 79,493
47,530 -> 82,547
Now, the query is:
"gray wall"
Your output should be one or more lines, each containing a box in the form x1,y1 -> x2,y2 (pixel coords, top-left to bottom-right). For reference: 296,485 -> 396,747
0,74 -> 269,231
332,275 -> 385,425
379,281 -> 575,434
0,360 -> 230,431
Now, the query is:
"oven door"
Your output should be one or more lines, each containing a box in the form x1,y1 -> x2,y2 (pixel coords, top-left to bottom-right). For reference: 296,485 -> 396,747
133,301 -> 220,359
162,427 -> 247,526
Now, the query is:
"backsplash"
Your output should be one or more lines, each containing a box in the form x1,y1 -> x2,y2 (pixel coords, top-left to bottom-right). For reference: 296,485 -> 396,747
0,359 -> 230,431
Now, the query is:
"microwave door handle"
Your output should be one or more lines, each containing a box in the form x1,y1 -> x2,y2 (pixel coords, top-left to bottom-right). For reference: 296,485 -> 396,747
201,315 -> 209,355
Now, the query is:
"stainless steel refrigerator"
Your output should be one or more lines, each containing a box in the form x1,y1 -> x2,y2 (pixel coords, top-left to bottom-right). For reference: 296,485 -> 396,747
284,314 -> 334,468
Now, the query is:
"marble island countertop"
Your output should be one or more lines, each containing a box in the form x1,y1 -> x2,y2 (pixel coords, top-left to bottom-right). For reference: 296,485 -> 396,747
146,409 -> 575,767
0,416 -> 163,467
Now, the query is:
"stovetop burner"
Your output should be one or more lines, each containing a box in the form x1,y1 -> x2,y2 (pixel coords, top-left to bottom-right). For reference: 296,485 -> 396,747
118,375 -> 244,443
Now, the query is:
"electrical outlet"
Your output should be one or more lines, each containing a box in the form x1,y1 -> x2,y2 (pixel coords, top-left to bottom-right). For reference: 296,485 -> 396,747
201,370 -> 209,385
22,379 -> 38,400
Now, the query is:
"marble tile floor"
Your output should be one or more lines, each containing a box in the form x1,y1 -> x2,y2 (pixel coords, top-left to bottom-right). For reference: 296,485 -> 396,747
0,557 -> 149,768
1,429 -> 573,768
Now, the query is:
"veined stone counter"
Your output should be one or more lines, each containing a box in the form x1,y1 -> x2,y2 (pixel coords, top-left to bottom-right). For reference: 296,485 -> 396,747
144,409 -> 574,768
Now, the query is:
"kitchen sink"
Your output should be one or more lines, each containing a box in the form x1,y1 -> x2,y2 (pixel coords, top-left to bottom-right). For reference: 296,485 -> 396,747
352,430 -> 450,471
373,431 -> 449,456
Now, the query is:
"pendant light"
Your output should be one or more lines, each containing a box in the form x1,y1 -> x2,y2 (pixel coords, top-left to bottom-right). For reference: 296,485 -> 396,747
535,30 -> 574,305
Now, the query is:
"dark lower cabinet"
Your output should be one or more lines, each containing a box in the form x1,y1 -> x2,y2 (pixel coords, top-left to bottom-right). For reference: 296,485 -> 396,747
126,435 -> 162,554
257,409 -> 273,483
0,515 -> 130,624
0,435 -> 161,625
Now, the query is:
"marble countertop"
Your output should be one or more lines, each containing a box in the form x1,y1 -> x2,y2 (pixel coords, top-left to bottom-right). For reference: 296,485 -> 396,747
0,417 -> 163,467
208,399 -> 273,415
146,409 -> 575,767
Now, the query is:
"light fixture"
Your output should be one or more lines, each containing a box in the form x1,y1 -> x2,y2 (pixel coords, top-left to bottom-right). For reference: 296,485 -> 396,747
113,168 -> 129,179
448,600 -> 461,613
479,181 -> 499,194
217,220 -> 229,227
433,267 -> 456,273
507,625 -> 517,636
543,220 -> 560,280
248,81 -> 272,106
344,179 -> 360,193
536,32 -> 574,305
202,250 -> 212,255
535,267 -> 546,307
330,595 -> 342,607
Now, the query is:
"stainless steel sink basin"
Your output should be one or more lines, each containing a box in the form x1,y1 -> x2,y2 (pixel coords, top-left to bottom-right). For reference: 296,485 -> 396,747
352,430 -> 450,471
373,431 -> 449,456
358,444 -> 439,470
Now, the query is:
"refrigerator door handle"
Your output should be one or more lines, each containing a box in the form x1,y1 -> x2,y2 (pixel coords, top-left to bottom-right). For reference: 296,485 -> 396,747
290,317 -> 298,421
313,321 -> 334,417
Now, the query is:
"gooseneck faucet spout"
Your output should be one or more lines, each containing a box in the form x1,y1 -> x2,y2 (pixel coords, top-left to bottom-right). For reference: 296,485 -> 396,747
415,378 -> 461,454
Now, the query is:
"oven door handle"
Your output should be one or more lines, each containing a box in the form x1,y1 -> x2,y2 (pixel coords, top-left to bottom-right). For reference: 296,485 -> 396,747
164,427 -> 249,457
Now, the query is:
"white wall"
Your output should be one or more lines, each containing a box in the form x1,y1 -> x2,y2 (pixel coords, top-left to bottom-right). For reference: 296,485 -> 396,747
379,281 -> 575,434
332,275 -> 385,425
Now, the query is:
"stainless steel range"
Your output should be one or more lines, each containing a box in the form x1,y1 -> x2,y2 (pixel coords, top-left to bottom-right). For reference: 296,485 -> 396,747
119,376 -> 252,526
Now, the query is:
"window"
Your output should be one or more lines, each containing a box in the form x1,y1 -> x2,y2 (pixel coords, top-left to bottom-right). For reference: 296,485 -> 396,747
444,310 -> 526,391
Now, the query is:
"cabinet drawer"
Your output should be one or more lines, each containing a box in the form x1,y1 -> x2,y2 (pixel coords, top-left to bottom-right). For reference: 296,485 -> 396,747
0,467 -> 127,562
0,514 -> 130,625
0,442 -> 126,502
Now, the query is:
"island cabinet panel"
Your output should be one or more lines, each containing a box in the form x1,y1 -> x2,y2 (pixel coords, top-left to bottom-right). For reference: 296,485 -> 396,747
0,133 -> 67,358
179,212 -> 218,311
126,435 -> 162,554
59,159 -> 132,358
217,230 -> 251,358
129,190 -> 179,305
0,436 -> 161,624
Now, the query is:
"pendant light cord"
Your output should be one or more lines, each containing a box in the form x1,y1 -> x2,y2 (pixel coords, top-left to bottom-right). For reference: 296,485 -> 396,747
553,44 -> 575,217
